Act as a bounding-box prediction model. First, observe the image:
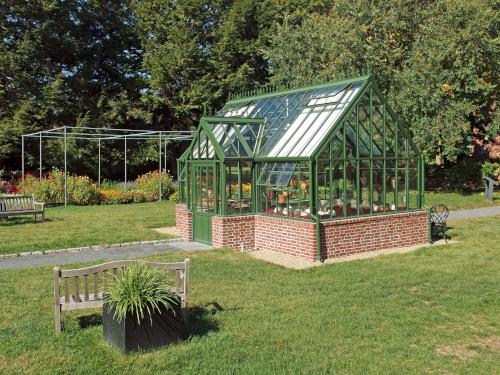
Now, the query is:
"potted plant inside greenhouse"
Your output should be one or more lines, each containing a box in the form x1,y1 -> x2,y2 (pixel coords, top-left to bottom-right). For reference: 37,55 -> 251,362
103,265 -> 185,352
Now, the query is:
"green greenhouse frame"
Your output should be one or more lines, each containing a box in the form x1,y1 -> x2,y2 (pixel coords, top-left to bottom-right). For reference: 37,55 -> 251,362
177,75 -> 425,252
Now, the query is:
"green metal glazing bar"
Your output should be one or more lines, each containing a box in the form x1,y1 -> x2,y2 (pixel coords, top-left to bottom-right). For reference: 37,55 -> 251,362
355,103 -> 360,216
382,103 -> 387,211
342,122 -> 347,217
394,123 -> 398,210
369,88 -> 374,214
329,140 -> 333,218
405,139 -> 410,209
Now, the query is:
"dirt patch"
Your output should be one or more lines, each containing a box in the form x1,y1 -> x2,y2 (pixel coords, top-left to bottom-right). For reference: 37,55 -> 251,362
436,336 -> 500,360
152,226 -> 180,237
249,239 -> 456,269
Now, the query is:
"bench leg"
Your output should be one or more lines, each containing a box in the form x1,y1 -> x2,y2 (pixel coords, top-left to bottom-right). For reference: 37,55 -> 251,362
55,304 -> 61,334
182,300 -> 189,326
42,211 -> 45,222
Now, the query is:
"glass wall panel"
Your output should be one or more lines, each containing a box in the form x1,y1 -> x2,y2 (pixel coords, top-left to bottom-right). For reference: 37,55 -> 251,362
257,162 -> 311,218
346,161 -> 358,216
359,160 -> 371,214
372,160 -> 384,212
371,105 -> 384,156
317,160 -> 330,218
385,159 -> 397,211
330,161 -> 345,218
225,161 -> 252,214
408,158 -> 418,209
385,116 -> 396,157
397,159 -> 407,211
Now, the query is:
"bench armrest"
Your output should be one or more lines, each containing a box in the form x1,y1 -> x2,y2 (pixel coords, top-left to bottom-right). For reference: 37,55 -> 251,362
34,202 -> 45,209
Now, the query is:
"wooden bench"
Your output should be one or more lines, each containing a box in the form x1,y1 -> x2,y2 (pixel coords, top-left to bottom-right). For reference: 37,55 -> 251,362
0,194 -> 45,222
53,259 -> 190,334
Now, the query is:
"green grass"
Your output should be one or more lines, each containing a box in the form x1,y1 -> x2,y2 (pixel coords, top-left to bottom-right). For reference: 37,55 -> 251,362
0,201 -> 176,255
425,191 -> 500,211
0,216 -> 499,374
1,190 -> 499,255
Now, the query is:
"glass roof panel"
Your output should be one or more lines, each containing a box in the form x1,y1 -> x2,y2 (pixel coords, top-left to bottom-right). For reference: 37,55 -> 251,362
204,119 -> 263,158
217,77 -> 369,158
257,162 -> 297,187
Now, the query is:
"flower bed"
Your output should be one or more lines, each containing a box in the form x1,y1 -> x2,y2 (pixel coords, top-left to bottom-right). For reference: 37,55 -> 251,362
14,169 -> 176,205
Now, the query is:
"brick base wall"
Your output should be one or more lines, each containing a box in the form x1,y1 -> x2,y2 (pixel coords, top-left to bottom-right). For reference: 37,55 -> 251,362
254,216 -> 317,261
177,206 -> 429,261
320,211 -> 429,259
175,204 -> 192,242
212,215 -> 255,250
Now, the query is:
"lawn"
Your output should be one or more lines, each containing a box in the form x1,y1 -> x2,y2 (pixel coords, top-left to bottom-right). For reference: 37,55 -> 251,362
0,216 -> 499,374
0,201 -> 176,255
1,191 -> 499,255
425,191 -> 500,211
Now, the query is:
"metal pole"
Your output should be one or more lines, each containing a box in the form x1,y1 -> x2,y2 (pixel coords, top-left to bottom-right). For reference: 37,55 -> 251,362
64,127 -> 67,206
21,136 -> 25,182
39,133 -> 43,179
159,132 -> 162,201
124,136 -> 127,191
164,136 -> 167,173
98,139 -> 101,188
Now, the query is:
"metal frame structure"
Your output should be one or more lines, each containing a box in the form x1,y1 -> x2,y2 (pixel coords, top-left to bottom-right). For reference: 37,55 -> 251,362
22,126 -> 193,206
178,76 -> 425,257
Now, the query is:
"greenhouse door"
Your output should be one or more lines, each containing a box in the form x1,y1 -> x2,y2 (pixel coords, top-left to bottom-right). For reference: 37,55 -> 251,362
191,162 -> 217,245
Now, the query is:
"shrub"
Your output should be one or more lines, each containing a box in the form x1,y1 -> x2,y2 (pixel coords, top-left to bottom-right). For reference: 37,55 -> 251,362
168,190 -> 179,202
135,170 -> 175,200
103,264 -> 178,325
18,169 -> 101,205
481,161 -> 500,179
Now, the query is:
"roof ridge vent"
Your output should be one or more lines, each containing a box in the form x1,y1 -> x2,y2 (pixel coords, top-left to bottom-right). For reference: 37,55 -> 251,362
229,76 -> 328,101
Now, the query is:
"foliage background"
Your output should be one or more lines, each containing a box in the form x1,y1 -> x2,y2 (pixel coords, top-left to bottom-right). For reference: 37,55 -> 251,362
0,0 -> 498,182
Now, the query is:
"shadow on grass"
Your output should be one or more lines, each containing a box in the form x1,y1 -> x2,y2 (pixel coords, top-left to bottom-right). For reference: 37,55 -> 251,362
187,301 -> 236,338
78,313 -> 103,329
0,217 -> 57,226
63,301 -> 226,337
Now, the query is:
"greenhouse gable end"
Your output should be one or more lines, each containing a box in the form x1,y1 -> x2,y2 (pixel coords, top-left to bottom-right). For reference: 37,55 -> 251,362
176,76 -> 429,261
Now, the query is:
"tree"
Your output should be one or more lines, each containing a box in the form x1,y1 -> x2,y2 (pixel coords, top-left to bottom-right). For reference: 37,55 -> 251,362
0,0 -> 146,174
265,0 -> 499,163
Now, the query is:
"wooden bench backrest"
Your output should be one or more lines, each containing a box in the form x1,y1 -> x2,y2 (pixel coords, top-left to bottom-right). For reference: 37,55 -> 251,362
0,195 -> 34,212
54,259 -> 190,312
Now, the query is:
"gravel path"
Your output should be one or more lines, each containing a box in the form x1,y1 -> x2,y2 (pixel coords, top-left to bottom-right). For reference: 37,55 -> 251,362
0,241 -> 212,270
448,206 -> 500,220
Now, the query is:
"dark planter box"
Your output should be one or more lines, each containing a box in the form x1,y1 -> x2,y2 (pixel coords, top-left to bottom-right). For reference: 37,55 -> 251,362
103,297 -> 185,352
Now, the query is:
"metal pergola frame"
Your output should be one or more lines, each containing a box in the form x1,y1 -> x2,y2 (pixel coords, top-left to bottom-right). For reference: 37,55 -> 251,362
21,126 -> 193,206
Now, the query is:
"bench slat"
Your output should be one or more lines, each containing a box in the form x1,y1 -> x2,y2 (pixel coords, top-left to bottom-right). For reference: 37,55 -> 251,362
93,273 -> 98,299
64,278 -> 69,303
74,276 -> 80,303
83,274 -> 89,302
60,260 -> 188,277
103,270 -> 108,290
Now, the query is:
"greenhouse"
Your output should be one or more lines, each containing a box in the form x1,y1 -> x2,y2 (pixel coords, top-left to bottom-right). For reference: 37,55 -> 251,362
176,76 -> 429,261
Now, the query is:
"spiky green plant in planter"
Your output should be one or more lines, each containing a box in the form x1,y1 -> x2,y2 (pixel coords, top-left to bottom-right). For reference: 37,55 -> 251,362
103,264 -> 185,352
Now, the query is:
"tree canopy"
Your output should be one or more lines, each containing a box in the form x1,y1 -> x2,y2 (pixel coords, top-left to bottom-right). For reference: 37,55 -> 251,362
0,0 -> 498,175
